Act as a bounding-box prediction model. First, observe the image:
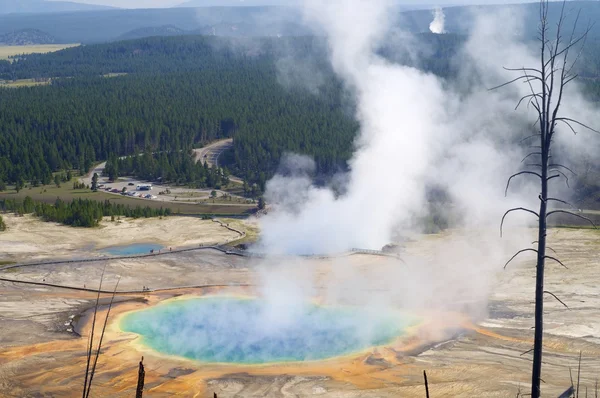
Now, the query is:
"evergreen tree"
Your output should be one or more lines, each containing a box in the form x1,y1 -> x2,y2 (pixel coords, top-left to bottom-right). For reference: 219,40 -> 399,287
15,179 -> 23,193
91,173 -> 99,191
258,197 -> 266,210
0,197 -> 172,228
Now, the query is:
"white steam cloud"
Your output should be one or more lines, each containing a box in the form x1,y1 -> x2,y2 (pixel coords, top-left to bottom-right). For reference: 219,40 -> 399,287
252,0 -> 600,329
258,1 -> 541,256
429,7 -> 446,34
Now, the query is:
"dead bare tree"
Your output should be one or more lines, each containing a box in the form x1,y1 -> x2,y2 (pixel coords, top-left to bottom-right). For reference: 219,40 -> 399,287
82,266 -> 120,398
136,357 -> 145,398
496,1 -> 597,397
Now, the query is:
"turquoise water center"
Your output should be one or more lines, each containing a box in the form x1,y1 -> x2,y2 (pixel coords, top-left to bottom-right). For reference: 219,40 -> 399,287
120,296 -> 415,364
102,243 -> 163,256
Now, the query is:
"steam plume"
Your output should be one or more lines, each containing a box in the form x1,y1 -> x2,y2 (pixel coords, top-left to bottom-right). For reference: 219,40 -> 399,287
258,1 -> 537,256
429,7 -> 446,34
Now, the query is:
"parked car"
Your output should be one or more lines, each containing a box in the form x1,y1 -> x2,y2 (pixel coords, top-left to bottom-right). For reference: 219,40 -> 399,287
128,182 -> 135,186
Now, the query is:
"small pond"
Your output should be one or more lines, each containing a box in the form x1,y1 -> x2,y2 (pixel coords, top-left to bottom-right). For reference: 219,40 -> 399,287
102,243 -> 164,256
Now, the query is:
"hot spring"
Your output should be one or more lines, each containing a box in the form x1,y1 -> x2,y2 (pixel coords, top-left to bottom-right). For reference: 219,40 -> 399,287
102,243 -> 163,256
120,296 -> 416,364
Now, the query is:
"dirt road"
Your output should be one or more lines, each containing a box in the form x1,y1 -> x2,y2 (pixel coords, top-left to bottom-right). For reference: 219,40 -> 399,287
193,138 -> 243,184
83,139 -> 242,187
77,139 -> 247,205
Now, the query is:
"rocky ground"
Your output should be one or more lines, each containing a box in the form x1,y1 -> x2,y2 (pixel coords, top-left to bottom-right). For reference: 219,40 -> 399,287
0,214 -> 243,263
0,217 -> 599,397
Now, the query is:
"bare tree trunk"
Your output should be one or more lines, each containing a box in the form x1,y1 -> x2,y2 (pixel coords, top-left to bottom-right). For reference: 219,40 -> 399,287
532,143 -> 548,398
136,357 -> 145,398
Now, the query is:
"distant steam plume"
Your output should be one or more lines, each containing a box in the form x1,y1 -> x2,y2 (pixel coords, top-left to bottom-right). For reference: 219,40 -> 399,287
429,7 -> 446,34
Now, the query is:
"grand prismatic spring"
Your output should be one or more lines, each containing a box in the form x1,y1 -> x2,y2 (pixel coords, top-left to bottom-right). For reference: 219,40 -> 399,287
120,296 -> 416,364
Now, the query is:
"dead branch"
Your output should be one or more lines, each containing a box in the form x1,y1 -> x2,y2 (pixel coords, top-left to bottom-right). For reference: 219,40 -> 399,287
506,171 -> 543,196
547,170 -> 570,187
521,348 -> 535,356
559,386 -> 576,398
82,265 -> 106,398
525,163 -> 543,169
577,351 -> 582,398
504,66 -> 543,74
555,118 -> 600,135
543,290 -> 569,309
531,241 -> 557,253
501,208 -> 540,237
516,93 -> 543,110
85,276 -> 121,398
545,255 -> 568,269
522,152 -> 543,163
549,163 -> 577,176
546,210 -> 597,228
546,197 -> 576,209
505,248 -> 539,269
520,133 -> 542,143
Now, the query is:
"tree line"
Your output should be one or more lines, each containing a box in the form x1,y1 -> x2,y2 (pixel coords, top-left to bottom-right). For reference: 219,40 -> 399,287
109,150 -> 230,188
1,34 -> 600,195
0,35 -> 327,80
0,197 -> 172,227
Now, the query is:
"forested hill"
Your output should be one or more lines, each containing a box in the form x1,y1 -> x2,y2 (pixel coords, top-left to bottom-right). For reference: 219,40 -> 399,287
1,33 -> 600,203
116,25 -> 187,41
0,29 -> 57,46
0,35 -> 356,191
0,35 -> 327,79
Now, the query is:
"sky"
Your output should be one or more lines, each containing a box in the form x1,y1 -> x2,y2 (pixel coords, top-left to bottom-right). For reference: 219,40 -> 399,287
54,0 -> 540,9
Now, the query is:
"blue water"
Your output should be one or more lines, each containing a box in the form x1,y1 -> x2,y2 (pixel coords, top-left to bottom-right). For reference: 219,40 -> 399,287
102,243 -> 163,256
120,297 -> 414,364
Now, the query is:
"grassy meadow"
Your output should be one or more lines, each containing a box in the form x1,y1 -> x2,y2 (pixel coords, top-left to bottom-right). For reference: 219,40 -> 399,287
0,182 -> 254,216
0,44 -> 79,61
0,78 -> 51,88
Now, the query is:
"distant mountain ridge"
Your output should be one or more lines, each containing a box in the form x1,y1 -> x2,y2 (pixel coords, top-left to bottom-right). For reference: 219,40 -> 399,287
0,29 -> 58,45
176,0 -> 299,6
0,6 -> 307,43
0,2 -> 599,44
117,25 -> 187,41
176,0 -> 436,10
0,0 -> 116,15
